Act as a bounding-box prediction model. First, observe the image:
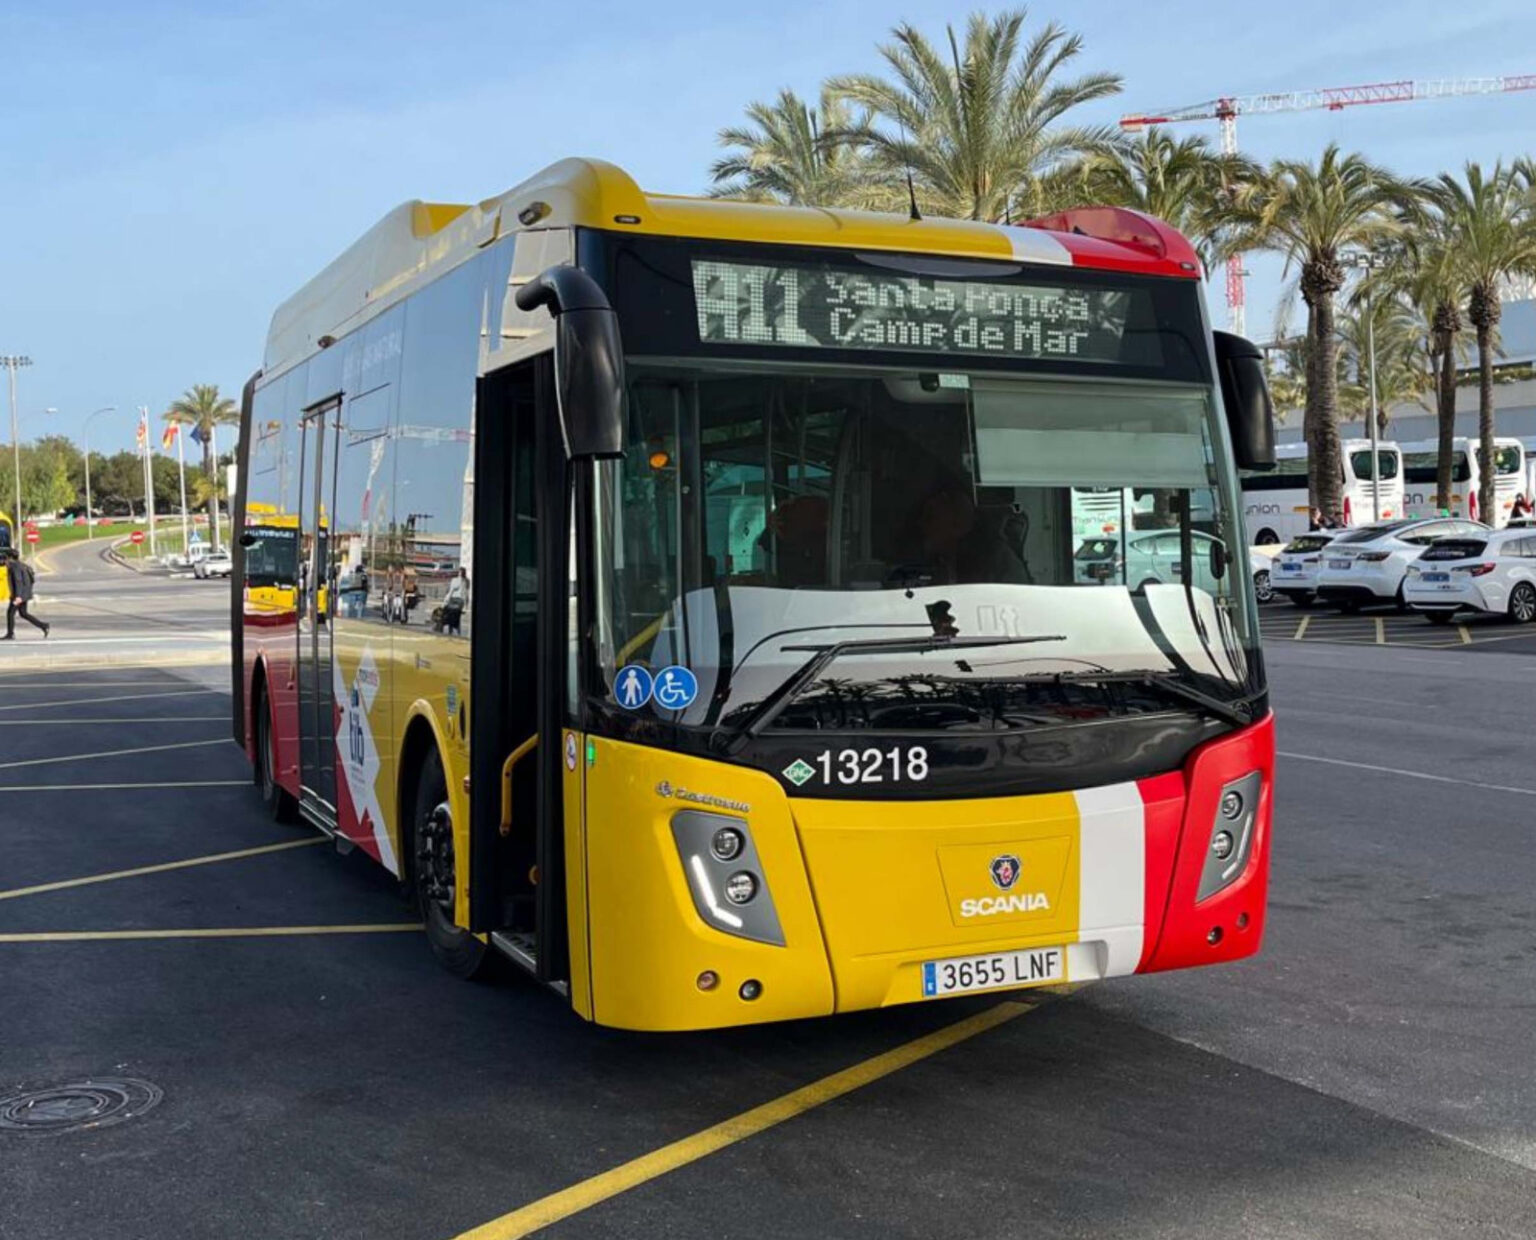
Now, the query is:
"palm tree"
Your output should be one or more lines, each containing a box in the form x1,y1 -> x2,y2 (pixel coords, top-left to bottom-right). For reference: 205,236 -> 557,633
710,88 -> 875,208
164,384 -> 239,551
1225,146 -> 1405,519
1062,127 -> 1257,271
827,10 -> 1123,222
1427,163 -> 1536,523
1336,293 -> 1430,435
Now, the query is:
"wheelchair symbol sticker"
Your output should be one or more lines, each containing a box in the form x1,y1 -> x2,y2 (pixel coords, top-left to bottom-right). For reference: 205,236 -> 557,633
653,666 -> 698,711
614,664 -> 653,710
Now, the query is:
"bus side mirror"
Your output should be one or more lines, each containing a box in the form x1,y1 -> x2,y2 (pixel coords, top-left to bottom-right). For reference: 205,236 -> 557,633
1213,331 -> 1275,471
516,266 -> 626,460
238,532 -> 257,549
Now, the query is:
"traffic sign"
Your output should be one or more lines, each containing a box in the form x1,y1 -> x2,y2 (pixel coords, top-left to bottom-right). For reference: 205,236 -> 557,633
24,529 -> 38,544
130,530 -> 145,545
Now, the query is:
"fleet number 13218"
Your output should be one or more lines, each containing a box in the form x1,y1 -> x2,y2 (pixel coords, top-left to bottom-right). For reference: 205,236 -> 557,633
815,746 -> 929,784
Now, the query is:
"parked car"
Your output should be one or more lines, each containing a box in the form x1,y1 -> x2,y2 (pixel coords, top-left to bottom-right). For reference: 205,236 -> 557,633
195,550 -> 233,579
1269,531 -> 1339,608
1075,530 -> 1272,600
1314,517 -> 1489,611
1403,529 -> 1536,624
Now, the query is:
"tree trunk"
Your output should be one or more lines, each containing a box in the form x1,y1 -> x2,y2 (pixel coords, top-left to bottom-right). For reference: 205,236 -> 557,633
1476,320 -> 1496,526
202,434 -> 219,552
1312,293 -> 1344,522
1470,283 -> 1500,526
1435,328 -> 1457,512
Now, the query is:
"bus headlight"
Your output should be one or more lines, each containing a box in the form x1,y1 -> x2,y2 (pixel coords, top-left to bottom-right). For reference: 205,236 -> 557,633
1197,771 -> 1261,902
671,811 -> 785,946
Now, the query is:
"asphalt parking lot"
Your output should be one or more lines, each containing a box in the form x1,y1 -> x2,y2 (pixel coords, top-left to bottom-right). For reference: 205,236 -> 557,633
4,639 -> 1536,1238
1258,597 -> 1536,652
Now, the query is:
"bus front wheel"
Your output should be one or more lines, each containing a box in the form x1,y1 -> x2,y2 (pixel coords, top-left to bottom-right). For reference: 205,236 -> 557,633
411,749 -> 489,979
254,686 -> 297,824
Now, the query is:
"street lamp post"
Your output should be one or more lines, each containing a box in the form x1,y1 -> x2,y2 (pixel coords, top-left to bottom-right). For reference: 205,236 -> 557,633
82,406 -> 118,538
2,355 -> 33,554
1340,251 -> 1394,522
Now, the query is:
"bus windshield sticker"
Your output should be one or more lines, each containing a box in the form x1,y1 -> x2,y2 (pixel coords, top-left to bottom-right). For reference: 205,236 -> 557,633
614,664 -> 653,709
653,666 -> 698,711
691,258 -> 1149,366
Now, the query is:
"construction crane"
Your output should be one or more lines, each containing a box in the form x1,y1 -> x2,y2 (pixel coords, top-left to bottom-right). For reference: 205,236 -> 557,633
1121,75 -> 1536,335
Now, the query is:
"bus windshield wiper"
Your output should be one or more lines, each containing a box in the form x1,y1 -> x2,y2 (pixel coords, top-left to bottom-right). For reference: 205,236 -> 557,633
715,633 -> 1064,751
1018,668 -> 1253,729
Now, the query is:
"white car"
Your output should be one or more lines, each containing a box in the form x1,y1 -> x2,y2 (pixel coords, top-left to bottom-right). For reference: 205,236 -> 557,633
195,550 -> 233,579
1314,517 -> 1489,611
1269,530 -> 1339,607
1403,529 -> 1536,624
1075,531 -> 1272,600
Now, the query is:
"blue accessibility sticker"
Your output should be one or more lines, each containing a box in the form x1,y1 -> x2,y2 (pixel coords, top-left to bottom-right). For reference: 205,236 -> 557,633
613,664 -> 653,710
652,665 -> 698,711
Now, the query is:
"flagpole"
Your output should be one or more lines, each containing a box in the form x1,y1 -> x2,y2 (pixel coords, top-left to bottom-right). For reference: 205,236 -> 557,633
209,423 -> 221,553
140,405 -> 158,558
174,424 -> 190,556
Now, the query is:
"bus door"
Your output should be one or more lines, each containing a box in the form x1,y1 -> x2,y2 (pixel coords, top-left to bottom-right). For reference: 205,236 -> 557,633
468,355 -> 569,986
297,396 -> 341,823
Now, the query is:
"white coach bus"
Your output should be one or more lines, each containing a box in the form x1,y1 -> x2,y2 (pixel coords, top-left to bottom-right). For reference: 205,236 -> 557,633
1400,438 -> 1526,528
1239,439 -> 1402,545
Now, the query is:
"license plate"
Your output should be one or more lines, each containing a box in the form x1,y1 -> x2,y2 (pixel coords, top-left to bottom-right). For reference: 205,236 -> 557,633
1328,558 -> 1351,570
1423,572 -> 1449,583
1280,562 -> 1301,573
921,946 -> 1066,997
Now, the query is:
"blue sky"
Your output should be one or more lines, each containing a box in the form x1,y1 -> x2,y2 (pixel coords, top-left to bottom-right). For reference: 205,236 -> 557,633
1,0 -> 1531,453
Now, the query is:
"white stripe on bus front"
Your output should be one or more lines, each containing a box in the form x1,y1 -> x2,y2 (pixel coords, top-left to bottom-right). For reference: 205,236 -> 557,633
991,224 -> 1073,266
1073,782 -> 1145,978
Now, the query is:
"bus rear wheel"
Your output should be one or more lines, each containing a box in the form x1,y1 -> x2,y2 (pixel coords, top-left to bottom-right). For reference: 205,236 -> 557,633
411,749 -> 488,979
254,686 -> 297,823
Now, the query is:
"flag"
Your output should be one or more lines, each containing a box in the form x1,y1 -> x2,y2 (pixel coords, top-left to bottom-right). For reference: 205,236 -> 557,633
161,424 -> 178,450
190,424 -> 209,446
135,413 -> 147,447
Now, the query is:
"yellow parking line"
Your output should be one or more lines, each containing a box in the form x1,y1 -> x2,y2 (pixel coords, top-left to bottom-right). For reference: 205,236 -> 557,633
0,780 -> 249,791
0,690 -> 211,712
0,924 -> 423,943
451,1000 -> 1031,1240
0,838 -> 326,902
1459,624 -> 1472,645
1374,617 -> 1386,645
1293,616 -> 1311,640
0,737 -> 229,771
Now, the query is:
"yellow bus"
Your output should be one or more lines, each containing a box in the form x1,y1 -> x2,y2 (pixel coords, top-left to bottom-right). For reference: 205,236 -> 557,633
234,159 -> 1278,1031
0,510 -> 13,603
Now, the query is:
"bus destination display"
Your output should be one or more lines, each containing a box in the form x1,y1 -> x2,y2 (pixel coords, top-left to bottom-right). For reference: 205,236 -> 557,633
692,258 -> 1147,365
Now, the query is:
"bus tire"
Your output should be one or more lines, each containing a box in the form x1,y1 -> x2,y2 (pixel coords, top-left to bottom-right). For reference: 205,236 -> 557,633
1509,582 -> 1536,625
253,683 -> 297,824
410,748 -> 489,979
1255,527 -> 1279,546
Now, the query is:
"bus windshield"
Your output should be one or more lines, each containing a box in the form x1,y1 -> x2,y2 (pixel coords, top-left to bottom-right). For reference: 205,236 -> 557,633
592,362 -> 1258,735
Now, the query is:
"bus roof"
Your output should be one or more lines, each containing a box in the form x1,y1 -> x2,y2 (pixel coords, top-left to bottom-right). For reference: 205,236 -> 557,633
264,157 -> 1203,377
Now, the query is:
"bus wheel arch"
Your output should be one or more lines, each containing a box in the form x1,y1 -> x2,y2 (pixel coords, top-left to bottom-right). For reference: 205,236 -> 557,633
398,719 -> 488,979
1255,527 -> 1279,546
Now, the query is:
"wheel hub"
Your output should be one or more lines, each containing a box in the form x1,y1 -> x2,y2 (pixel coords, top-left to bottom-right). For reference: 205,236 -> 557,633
417,801 -> 456,915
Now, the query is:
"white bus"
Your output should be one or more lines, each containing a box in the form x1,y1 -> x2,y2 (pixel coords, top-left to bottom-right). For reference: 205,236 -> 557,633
1239,439 -> 1403,545
1400,437 -> 1526,528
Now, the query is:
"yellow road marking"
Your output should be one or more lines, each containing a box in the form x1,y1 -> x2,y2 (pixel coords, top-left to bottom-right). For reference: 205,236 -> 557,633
1293,615 -> 1311,640
0,838 -> 325,902
0,737 -> 230,770
0,779 -> 249,791
0,923 -> 423,943
0,690 -> 211,711
1459,624 -> 1472,645
0,717 -> 227,725
451,1000 -> 1031,1240
1374,617 -> 1386,645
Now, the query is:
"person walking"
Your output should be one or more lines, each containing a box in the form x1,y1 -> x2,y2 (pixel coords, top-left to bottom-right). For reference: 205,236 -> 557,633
2,548 -> 49,639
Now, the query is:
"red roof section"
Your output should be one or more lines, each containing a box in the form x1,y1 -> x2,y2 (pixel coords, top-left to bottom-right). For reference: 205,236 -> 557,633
1019,207 -> 1203,279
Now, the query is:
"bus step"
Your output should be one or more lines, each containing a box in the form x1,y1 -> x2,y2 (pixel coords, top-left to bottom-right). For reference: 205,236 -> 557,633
490,931 -> 538,976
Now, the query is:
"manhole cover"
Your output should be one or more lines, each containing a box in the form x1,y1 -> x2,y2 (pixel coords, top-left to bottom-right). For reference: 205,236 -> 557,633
0,1079 -> 162,1135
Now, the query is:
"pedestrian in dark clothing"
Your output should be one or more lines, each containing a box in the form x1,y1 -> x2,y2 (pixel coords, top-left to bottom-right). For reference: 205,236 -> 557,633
2,549 -> 48,639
